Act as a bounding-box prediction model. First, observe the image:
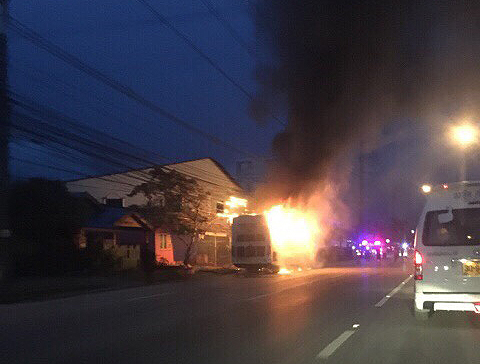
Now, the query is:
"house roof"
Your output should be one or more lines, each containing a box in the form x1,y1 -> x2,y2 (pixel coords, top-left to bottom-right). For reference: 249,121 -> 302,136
84,206 -> 151,230
206,158 -> 242,190
67,157 -> 243,191
70,191 -> 99,205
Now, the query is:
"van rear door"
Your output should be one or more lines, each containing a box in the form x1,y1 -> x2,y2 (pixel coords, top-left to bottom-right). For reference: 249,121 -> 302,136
421,208 -> 480,293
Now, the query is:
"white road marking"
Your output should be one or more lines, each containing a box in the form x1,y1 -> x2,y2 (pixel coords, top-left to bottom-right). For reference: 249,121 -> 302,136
127,292 -> 173,301
374,275 -> 412,307
242,274 -> 345,301
316,330 -> 356,360
243,293 -> 272,301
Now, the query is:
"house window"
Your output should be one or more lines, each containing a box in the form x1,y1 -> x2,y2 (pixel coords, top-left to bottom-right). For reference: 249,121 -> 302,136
216,202 -> 224,213
158,234 -> 168,249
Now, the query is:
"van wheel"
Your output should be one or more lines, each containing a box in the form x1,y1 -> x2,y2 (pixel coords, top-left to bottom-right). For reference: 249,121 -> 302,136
414,306 -> 430,321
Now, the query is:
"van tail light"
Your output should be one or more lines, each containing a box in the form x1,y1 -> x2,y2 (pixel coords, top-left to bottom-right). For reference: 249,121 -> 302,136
474,303 -> 480,314
414,250 -> 423,280
415,250 -> 423,265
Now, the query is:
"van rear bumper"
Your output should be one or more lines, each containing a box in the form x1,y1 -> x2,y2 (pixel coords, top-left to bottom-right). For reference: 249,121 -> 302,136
415,292 -> 480,311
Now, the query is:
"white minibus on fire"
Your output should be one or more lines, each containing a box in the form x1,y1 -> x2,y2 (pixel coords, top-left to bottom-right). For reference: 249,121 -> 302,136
231,214 -> 279,273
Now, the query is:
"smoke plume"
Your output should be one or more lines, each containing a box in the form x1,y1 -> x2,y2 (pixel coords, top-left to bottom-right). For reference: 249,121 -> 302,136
253,0 -> 480,200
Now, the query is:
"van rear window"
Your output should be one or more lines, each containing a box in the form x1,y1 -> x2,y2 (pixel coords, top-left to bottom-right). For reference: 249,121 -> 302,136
423,208 -> 480,246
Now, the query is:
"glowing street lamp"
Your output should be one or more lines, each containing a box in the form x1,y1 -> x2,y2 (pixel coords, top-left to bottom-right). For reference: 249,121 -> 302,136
450,124 -> 478,181
421,184 -> 432,194
451,124 -> 478,147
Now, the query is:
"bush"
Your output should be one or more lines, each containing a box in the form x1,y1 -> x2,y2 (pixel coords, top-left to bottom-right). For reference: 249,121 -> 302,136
86,247 -> 121,273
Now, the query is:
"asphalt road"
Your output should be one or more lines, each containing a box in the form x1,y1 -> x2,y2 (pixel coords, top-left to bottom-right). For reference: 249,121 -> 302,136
1,258 -> 480,364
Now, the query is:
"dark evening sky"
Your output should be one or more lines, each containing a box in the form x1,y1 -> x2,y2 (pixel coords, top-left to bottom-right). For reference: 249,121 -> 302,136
8,0 -> 480,228
9,0 -> 283,179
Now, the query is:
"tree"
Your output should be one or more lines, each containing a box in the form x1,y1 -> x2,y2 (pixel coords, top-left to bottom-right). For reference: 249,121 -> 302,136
128,167 -> 212,266
8,178 -> 92,275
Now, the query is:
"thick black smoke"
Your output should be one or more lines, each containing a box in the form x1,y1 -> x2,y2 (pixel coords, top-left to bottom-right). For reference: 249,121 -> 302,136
253,0 -> 480,199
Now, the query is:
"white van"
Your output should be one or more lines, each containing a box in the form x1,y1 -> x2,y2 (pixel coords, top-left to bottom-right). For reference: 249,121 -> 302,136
231,214 -> 279,272
414,181 -> 480,320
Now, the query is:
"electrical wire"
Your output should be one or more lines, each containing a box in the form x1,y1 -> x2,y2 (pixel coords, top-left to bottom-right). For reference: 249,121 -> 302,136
133,0 -> 286,127
8,16 -> 258,157
11,99 -> 247,190
8,67 -> 246,185
198,0 -> 256,58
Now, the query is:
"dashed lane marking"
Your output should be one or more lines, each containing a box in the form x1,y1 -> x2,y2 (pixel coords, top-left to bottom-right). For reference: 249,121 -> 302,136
374,275 -> 412,308
316,330 -> 357,360
242,274 -> 345,301
127,292 -> 174,301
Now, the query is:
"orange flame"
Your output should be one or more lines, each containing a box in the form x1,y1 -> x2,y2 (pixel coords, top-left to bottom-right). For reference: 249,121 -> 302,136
264,203 -> 322,266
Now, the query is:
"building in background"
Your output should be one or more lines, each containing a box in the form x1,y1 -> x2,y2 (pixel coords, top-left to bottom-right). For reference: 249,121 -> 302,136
67,158 -> 248,266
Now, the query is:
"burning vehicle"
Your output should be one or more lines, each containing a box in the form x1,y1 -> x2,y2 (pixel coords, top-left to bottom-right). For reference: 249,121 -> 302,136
232,202 -> 324,273
232,214 -> 279,273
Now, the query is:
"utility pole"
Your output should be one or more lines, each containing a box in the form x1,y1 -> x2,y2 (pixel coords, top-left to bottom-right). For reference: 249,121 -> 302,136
358,140 -> 365,238
214,236 -> 217,266
0,0 -> 10,281
460,149 -> 467,181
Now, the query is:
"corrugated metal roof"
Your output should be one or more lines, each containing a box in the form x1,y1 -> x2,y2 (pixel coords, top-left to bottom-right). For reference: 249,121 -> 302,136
66,157 -> 243,190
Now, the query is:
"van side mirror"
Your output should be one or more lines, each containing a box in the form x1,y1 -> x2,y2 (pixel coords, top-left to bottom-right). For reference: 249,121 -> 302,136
438,208 -> 453,224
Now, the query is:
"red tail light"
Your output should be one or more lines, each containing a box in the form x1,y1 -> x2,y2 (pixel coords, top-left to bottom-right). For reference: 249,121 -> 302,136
474,303 -> 480,314
415,250 -> 423,265
414,250 -> 423,280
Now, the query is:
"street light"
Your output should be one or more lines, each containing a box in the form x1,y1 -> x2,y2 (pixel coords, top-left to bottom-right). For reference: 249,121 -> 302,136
451,124 -> 478,147
450,124 -> 478,180
421,184 -> 432,194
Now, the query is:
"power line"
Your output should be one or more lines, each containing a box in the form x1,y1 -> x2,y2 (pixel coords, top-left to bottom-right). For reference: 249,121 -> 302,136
198,0 -> 255,58
12,115 -> 242,190
10,138 -> 101,171
10,60 -> 166,135
12,115 -> 246,192
12,116 -> 245,190
12,156 -> 98,177
11,152 -> 141,188
10,123 -> 156,187
10,95 -> 245,189
134,0 -> 253,99
8,61 -> 247,186
10,110 -> 154,183
133,0 -> 286,127
8,16 -> 258,157
11,98 -> 242,187
9,138 -> 143,186
10,158 -> 134,193
9,67 -> 244,185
